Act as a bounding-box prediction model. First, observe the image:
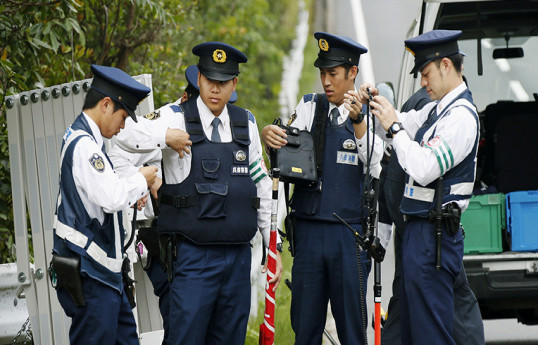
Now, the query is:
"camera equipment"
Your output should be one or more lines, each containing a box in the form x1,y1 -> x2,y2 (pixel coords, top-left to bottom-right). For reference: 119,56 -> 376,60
333,213 -> 386,263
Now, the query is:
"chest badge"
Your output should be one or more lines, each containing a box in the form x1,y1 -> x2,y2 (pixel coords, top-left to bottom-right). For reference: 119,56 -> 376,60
235,150 -> 247,162
143,110 -> 160,120
89,153 -> 105,173
342,139 -> 357,150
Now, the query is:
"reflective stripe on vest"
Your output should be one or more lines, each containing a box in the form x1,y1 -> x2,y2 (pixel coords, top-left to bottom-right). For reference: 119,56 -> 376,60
404,181 -> 475,203
54,216 -> 123,273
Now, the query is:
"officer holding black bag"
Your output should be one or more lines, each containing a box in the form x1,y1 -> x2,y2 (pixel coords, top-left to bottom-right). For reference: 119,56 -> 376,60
50,64 -> 157,345
262,32 -> 383,345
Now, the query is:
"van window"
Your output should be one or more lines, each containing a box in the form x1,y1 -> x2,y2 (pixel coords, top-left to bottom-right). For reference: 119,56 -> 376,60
459,37 -> 537,111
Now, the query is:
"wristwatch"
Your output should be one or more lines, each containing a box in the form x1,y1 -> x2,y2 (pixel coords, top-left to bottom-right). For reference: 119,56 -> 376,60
350,111 -> 365,124
386,121 -> 404,138
276,243 -> 283,253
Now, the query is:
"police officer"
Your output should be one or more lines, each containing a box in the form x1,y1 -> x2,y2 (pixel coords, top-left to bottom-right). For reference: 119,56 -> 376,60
378,86 -> 484,345
108,64 -> 241,345
183,64 -> 238,103
110,42 -> 283,345
262,32 -> 383,345
52,64 -> 158,345
355,30 -> 480,345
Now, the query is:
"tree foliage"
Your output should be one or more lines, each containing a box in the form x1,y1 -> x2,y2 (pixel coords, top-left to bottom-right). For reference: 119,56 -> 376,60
1,0 -> 86,263
0,0 -> 306,264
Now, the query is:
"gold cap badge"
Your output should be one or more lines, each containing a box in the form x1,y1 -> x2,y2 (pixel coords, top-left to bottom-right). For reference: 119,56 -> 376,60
213,49 -> 227,63
319,38 -> 329,52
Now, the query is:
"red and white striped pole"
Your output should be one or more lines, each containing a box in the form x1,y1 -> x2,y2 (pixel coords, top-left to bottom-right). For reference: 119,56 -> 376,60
259,168 -> 280,345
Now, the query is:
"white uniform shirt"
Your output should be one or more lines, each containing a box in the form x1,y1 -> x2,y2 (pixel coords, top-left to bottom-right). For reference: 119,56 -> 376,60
111,97 -> 275,246
381,82 -> 478,210
292,93 -> 384,178
72,113 -> 148,225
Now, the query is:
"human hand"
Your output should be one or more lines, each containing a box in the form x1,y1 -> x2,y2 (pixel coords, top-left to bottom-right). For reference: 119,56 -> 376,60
150,177 -> 162,200
344,90 -> 364,122
358,83 -> 378,104
134,195 -> 148,211
369,95 -> 398,131
139,165 -> 158,187
165,128 -> 192,158
262,124 -> 288,149
262,250 -> 283,292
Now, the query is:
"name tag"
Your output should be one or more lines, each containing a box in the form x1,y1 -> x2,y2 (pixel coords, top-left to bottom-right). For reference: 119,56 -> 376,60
231,166 -> 249,175
336,151 -> 359,166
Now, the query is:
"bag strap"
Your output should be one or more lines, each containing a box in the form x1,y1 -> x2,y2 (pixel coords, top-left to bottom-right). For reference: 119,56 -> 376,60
284,182 -> 291,216
313,93 -> 329,177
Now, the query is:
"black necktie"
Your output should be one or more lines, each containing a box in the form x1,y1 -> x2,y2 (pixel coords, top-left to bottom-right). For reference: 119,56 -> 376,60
331,107 -> 340,127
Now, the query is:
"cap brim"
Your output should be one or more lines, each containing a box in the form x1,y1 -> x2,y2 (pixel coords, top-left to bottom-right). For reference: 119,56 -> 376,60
410,59 -> 431,74
314,58 -> 346,69
410,50 -> 466,74
200,69 -> 237,82
126,108 -> 138,123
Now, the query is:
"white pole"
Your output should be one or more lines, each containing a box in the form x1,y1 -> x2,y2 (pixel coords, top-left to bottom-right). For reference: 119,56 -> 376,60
350,0 -> 376,84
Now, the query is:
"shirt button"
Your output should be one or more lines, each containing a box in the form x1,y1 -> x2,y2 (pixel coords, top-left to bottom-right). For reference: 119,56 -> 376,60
128,202 -> 132,205
157,144 -> 161,147
136,145 -> 139,148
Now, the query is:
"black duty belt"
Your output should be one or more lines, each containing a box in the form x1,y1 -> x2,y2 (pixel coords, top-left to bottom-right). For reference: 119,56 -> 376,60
160,194 -> 260,209
404,202 -> 461,223
403,214 -> 430,223
161,194 -> 196,208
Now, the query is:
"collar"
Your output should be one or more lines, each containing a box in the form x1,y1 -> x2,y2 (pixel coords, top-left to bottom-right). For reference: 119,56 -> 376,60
82,112 -> 104,149
197,96 -> 230,132
437,82 -> 467,113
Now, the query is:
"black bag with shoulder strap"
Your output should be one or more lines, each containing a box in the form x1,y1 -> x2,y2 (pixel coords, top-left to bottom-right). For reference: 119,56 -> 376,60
272,93 -> 327,185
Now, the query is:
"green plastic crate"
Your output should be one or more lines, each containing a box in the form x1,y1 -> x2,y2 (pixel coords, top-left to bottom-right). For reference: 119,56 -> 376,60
461,193 -> 505,254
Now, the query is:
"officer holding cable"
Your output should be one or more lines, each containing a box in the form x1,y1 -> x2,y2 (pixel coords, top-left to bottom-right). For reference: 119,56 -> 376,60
352,30 -> 480,345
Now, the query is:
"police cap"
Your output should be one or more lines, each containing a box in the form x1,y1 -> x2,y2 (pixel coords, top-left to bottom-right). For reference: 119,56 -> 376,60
313,32 -> 368,68
90,64 -> 151,123
405,30 -> 464,74
185,64 -> 238,103
192,42 -> 248,82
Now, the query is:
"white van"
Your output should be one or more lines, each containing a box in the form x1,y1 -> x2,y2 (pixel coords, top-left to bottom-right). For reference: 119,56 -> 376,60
396,0 -> 538,325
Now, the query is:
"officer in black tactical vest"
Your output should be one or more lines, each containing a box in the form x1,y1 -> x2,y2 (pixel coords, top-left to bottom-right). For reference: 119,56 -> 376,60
262,32 -> 383,345
111,42 -> 283,345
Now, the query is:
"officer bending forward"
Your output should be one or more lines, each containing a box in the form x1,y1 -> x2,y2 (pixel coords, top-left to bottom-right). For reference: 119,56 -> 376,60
52,65 -> 158,345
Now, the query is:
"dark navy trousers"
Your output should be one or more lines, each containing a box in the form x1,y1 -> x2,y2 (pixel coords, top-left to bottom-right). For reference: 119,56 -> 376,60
57,275 -> 138,345
400,220 -> 464,345
145,259 -> 170,345
167,241 -> 251,345
291,219 -> 371,345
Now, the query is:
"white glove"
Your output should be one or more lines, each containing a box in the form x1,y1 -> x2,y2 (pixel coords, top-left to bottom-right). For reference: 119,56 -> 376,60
377,222 -> 393,249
